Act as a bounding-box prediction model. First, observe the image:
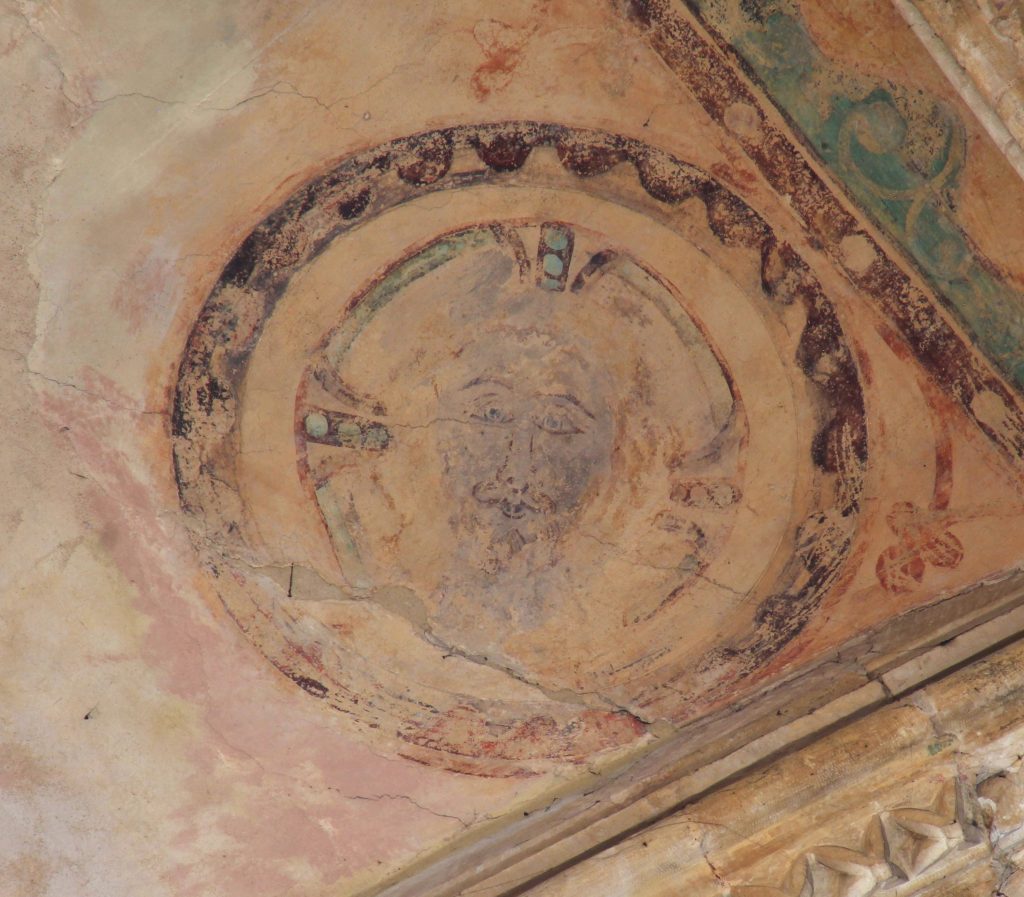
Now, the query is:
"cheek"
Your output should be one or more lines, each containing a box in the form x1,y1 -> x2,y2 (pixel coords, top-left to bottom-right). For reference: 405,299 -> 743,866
534,433 -> 609,498
437,428 -> 506,481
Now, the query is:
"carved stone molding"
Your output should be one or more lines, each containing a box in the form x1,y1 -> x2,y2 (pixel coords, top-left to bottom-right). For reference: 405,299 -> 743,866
893,0 -> 1024,179
732,780 -> 978,896
521,633 -> 1024,897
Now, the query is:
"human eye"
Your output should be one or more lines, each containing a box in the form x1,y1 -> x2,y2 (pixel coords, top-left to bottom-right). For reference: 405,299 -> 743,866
469,396 -> 514,425
534,405 -> 584,435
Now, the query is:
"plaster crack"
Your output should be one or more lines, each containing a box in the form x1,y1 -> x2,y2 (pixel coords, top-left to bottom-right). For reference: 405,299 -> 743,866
703,853 -> 729,890
27,367 -> 165,416
904,688 -> 956,743
13,6 -> 85,112
418,625 -> 654,726
699,829 -> 731,891
576,529 -> 689,574
344,793 -> 474,828
272,80 -> 332,112
320,32 -> 449,112
576,529 -> 748,601
695,572 -> 748,600
203,79 -> 334,114
250,557 -> 654,723
91,91 -> 185,109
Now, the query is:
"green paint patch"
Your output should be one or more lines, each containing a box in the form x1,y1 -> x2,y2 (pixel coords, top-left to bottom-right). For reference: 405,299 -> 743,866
362,425 -> 390,449
927,733 -> 957,755
545,229 -> 569,251
305,411 -> 329,439
543,253 -> 564,276
695,0 -> 1024,391
336,420 -> 362,444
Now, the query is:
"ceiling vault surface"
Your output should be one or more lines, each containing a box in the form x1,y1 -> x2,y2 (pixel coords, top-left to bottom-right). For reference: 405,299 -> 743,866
3,1 -> 1024,896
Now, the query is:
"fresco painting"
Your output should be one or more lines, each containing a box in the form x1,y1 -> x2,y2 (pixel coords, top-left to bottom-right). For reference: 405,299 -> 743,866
694,0 -> 1024,387
167,121 -> 1017,776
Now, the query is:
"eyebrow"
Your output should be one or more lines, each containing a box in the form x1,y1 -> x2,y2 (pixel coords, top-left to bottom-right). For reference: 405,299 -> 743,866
540,392 -> 596,420
461,376 -> 513,391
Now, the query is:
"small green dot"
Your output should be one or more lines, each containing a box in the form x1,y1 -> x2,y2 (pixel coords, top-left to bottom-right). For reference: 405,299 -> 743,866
679,554 -> 700,572
364,426 -> 389,448
541,276 -> 562,291
543,254 -> 564,276
305,412 -> 329,439
545,229 -> 569,251
336,421 -> 362,443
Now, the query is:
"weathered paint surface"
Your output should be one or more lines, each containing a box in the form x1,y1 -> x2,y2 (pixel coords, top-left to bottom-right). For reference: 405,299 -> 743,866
6,0 -> 1024,894
625,0 -> 1024,470
172,123 -> 874,776
692,0 -> 1024,388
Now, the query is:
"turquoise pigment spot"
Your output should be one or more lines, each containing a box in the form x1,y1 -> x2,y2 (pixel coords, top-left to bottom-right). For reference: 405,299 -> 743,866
336,420 -> 362,444
305,412 -> 329,439
546,230 -> 569,251
543,254 -> 564,276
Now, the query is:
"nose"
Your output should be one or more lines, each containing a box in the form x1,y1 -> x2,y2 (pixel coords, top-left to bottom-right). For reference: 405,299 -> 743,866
497,422 -> 535,489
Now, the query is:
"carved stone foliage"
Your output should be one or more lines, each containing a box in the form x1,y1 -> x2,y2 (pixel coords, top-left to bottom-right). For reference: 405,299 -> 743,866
522,640 -> 1024,897
734,781 -> 973,897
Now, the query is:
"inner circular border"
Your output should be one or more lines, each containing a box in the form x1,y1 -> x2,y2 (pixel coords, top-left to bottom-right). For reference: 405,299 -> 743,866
239,201 -> 794,647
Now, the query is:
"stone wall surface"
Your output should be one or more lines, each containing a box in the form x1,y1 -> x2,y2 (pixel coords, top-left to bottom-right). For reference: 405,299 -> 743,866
523,637 -> 1024,897
897,0 -> 1024,174
2,2 -> 1024,896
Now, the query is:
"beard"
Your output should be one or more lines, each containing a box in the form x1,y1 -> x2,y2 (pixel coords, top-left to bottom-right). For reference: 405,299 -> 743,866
454,504 -> 566,576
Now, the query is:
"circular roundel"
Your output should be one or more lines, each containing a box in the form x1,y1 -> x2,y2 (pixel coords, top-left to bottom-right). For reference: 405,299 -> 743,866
172,123 -> 867,777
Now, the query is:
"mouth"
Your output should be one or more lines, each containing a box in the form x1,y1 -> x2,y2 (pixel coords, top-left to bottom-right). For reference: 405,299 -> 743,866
499,500 -> 529,519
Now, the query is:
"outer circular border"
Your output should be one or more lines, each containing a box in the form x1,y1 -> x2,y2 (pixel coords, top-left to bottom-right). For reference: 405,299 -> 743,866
172,122 -> 868,773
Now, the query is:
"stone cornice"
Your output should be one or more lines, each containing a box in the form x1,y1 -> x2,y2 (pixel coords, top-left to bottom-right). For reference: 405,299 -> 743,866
894,0 -> 1024,181
521,629 -> 1024,896
366,572 -> 1024,897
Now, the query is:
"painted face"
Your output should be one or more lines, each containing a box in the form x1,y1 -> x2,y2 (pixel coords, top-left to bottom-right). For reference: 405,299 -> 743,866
435,330 -> 614,573
306,236 -> 739,619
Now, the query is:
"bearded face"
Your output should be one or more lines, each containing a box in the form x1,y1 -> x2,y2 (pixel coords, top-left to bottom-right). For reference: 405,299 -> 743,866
434,329 -> 614,574
300,228 -> 740,644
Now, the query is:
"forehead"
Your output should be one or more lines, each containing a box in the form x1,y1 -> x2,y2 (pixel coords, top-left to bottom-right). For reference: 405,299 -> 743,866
449,329 -> 597,389
327,239 -> 727,430
436,335 -> 610,409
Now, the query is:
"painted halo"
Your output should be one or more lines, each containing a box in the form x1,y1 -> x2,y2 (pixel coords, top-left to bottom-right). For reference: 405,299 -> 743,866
173,123 -> 866,777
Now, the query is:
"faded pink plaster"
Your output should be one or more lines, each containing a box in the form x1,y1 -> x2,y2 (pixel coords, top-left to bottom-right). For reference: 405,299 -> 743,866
36,371 -> 511,895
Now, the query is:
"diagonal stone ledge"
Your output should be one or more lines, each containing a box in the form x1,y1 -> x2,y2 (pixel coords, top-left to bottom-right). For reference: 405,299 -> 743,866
520,620 -> 1024,897
364,570 -> 1024,897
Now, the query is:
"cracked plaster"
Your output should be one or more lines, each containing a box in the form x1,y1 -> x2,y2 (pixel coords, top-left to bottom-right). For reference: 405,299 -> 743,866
5,1 -> 1024,896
